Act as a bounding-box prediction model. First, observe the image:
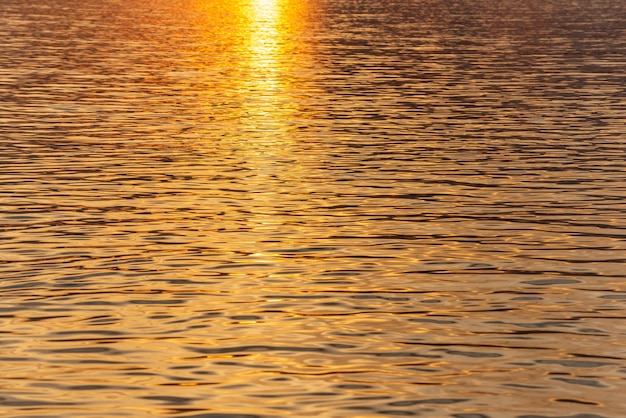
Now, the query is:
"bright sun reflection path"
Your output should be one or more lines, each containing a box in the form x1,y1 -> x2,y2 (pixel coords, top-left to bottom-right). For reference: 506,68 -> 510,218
251,0 -> 281,23
241,0 -> 295,133
248,0 -> 282,79
234,0 -> 307,248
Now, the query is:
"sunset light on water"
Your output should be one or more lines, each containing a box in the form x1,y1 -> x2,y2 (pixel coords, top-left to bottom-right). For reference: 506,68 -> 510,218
241,0 -> 295,135
0,0 -> 625,417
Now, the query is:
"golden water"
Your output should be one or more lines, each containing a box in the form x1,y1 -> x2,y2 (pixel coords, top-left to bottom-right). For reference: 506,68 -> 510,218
1,0 -> 625,417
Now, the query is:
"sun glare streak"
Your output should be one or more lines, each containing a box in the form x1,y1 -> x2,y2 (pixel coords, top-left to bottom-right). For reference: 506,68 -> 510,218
239,0 -> 297,138
251,0 -> 281,24
247,0 -> 283,91
192,0 -> 311,146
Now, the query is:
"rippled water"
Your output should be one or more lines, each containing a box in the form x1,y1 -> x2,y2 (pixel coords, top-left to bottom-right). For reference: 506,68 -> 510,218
1,0 -> 625,416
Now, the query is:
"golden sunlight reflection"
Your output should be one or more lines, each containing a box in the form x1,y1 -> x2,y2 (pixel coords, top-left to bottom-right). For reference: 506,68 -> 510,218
189,0 -> 313,145
190,0 -> 318,260
234,0 -> 311,142
3,0 -> 625,415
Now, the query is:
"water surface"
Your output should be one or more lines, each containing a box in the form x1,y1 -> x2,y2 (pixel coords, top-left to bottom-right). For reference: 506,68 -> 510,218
1,0 -> 625,417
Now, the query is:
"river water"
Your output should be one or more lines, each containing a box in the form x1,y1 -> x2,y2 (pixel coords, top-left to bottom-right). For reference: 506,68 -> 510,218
1,0 -> 625,417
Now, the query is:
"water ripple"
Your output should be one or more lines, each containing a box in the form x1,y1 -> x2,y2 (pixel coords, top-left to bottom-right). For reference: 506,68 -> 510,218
1,0 -> 625,417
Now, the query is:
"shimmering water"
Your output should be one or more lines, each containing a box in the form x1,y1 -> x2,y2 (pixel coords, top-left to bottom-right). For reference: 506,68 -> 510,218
1,0 -> 625,416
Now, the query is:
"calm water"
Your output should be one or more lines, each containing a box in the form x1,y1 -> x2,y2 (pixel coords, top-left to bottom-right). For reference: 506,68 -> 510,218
1,0 -> 625,417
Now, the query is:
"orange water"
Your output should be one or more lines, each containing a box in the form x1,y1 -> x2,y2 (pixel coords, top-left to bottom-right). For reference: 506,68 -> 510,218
1,0 -> 625,417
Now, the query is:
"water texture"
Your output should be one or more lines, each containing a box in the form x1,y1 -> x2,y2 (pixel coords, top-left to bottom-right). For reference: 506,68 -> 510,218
1,0 -> 625,416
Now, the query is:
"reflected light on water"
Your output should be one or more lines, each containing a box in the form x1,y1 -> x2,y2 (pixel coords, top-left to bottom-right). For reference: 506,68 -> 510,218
239,0 -> 298,137
189,0 -> 310,142
2,0 -> 625,416
196,0 -> 317,266
249,0 -> 281,47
